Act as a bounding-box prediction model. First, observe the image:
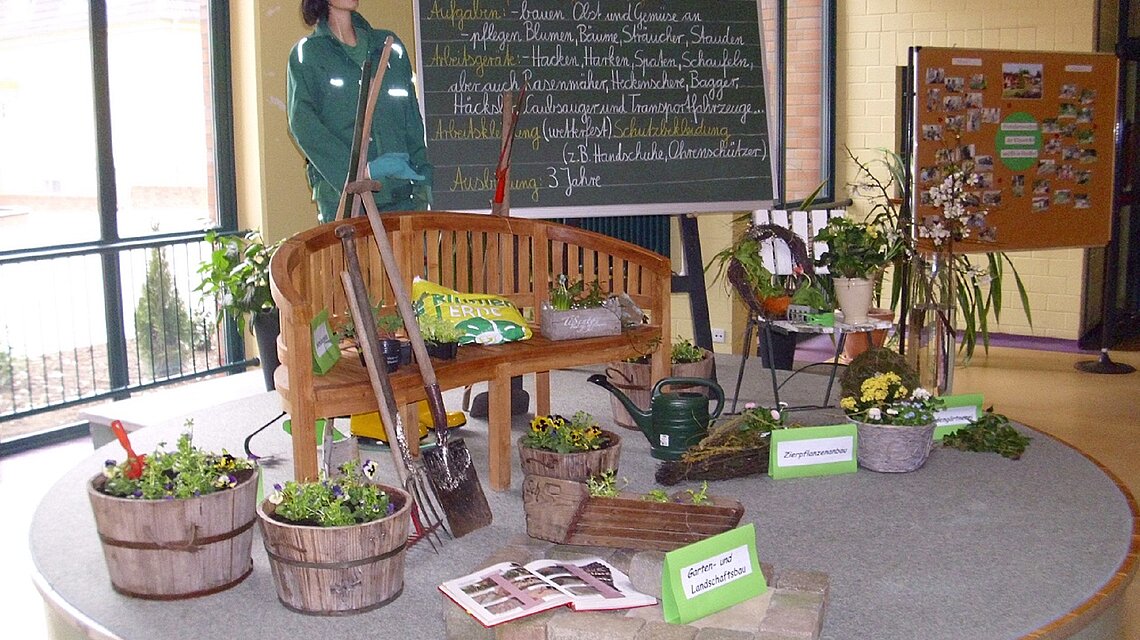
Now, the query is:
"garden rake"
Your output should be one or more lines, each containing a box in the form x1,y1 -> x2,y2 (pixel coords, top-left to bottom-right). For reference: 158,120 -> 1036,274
337,224 -> 447,549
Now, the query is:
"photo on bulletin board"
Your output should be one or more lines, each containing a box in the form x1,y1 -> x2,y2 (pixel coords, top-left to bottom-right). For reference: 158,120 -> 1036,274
910,47 -> 1119,252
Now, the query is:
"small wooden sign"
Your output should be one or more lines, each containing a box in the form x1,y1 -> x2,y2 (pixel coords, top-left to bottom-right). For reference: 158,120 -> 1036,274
768,424 -> 858,479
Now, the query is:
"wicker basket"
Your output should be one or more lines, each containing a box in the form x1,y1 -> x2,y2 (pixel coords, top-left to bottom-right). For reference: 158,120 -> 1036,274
855,420 -> 936,473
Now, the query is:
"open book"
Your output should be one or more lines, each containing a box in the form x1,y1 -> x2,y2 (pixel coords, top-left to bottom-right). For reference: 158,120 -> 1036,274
439,557 -> 657,627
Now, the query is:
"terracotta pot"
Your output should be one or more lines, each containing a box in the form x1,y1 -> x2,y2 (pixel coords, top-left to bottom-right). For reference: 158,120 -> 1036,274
761,295 -> 792,318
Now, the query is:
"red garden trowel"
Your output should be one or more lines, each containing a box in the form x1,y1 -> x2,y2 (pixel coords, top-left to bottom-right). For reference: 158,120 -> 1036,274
110,420 -> 146,479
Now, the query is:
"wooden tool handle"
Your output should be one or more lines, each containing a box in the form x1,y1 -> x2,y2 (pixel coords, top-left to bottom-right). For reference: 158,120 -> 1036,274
359,198 -> 451,437
336,224 -> 414,482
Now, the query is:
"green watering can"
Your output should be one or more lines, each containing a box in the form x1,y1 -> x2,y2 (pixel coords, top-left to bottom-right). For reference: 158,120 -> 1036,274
587,374 -> 724,460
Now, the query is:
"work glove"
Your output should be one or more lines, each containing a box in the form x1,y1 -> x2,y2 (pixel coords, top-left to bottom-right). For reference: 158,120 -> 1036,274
368,152 -> 426,182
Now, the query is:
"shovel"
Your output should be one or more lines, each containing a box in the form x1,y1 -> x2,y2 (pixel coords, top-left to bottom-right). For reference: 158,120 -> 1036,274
337,224 -> 447,549
356,196 -> 493,538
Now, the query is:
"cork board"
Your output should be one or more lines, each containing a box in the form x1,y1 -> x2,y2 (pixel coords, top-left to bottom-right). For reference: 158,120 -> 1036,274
910,47 -> 1119,252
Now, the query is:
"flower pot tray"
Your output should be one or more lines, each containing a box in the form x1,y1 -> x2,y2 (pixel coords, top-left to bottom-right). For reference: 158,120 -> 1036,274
522,475 -> 744,552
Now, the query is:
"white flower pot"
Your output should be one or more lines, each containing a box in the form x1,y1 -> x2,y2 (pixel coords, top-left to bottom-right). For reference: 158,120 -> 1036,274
833,277 -> 875,324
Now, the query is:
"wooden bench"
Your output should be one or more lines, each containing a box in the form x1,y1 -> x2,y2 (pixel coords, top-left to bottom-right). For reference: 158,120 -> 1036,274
269,211 -> 671,490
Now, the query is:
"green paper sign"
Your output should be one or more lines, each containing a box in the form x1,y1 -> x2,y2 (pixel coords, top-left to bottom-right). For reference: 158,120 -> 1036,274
661,524 -> 765,624
933,394 -> 984,440
768,423 -> 858,479
311,308 -> 341,375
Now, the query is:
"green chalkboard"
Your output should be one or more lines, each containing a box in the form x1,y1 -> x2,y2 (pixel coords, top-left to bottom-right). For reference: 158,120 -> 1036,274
415,0 -> 773,216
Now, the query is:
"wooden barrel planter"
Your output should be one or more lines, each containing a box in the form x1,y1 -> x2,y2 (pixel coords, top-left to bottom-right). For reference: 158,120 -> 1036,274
605,351 -> 714,430
521,475 -> 744,551
86,468 -> 258,600
256,484 -> 411,616
519,431 -> 621,541
517,430 -> 622,482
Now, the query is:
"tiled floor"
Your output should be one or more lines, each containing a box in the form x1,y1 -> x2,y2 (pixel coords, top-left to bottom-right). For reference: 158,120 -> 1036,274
3,345 -> 1139,639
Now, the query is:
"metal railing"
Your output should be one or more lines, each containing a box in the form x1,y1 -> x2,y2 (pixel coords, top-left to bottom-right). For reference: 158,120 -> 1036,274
0,231 -> 251,429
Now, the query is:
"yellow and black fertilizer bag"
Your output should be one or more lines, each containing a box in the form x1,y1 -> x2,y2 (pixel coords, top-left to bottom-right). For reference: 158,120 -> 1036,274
411,277 -> 532,345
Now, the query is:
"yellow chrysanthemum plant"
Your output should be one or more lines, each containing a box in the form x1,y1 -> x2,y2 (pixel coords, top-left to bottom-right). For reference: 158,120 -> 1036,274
522,411 -> 610,453
839,372 -> 943,426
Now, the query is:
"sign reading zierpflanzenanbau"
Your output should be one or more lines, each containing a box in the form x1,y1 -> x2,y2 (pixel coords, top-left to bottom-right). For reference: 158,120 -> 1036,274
768,424 -> 858,479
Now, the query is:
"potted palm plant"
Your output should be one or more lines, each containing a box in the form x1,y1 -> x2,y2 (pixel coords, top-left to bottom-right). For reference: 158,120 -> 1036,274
258,460 -> 411,615
196,230 -> 282,390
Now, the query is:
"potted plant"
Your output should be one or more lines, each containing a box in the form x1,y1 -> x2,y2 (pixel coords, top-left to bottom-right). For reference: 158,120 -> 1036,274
196,230 -> 282,390
87,420 -> 258,599
813,217 -> 904,325
604,336 -> 715,430
258,459 -> 411,615
418,313 -> 462,360
839,371 -> 943,472
337,301 -> 404,371
540,274 -> 621,340
517,411 -> 622,482
518,411 -> 622,541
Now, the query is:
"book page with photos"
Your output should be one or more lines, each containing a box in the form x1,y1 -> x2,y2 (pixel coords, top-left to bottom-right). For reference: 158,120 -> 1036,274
439,557 -> 656,627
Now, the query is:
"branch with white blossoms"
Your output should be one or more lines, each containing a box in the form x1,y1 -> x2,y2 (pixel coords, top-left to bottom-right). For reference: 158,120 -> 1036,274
921,168 -> 995,247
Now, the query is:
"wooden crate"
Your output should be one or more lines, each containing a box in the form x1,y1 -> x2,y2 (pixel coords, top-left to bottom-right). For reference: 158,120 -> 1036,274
522,475 -> 744,552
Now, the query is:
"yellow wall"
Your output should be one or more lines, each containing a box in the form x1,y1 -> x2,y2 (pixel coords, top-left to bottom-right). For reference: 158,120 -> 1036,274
839,0 -> 1099,339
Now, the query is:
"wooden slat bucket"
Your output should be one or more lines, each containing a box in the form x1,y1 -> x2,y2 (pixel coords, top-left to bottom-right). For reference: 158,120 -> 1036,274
257,485 -> 410,615
86,469 -> 258,600
517,430 -> 622,482
605,353 -> 714,429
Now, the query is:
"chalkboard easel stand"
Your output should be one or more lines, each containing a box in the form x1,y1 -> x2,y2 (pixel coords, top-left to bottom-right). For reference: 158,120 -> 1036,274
673,215 -> 715,363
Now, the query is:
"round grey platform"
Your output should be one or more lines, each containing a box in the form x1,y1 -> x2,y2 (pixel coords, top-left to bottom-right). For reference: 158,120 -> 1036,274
29,363 -> 1137,639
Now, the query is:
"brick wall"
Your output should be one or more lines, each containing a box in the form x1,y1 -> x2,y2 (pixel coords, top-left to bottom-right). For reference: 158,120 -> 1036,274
839,0 -> 1098,339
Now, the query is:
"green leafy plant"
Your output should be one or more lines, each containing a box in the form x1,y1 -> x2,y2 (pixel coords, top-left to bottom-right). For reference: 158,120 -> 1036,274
549,274 -> 608,310
338,300 -> 403,341
522,411 -> 609,453
706,233 -> 784,299
941,410 -> 1030,459
643,489 -> 671,503
586,469 -> 623,497
100,419 -> 255,499
670,336 -> 706,364
847,148 -> 1032,361
417,314 -> 462,345
267,460 -> 393,527
813,217 -> 903,279
195,230 -> 281,335
839,371 -> 943,426
685,481 -> 710,505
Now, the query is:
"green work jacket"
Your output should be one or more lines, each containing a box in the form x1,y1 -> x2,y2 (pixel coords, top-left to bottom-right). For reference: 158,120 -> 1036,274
287,12 -> 432,223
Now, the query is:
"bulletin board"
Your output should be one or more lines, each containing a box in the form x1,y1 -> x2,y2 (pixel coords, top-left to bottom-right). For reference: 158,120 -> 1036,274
910,47 -> 1119,252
